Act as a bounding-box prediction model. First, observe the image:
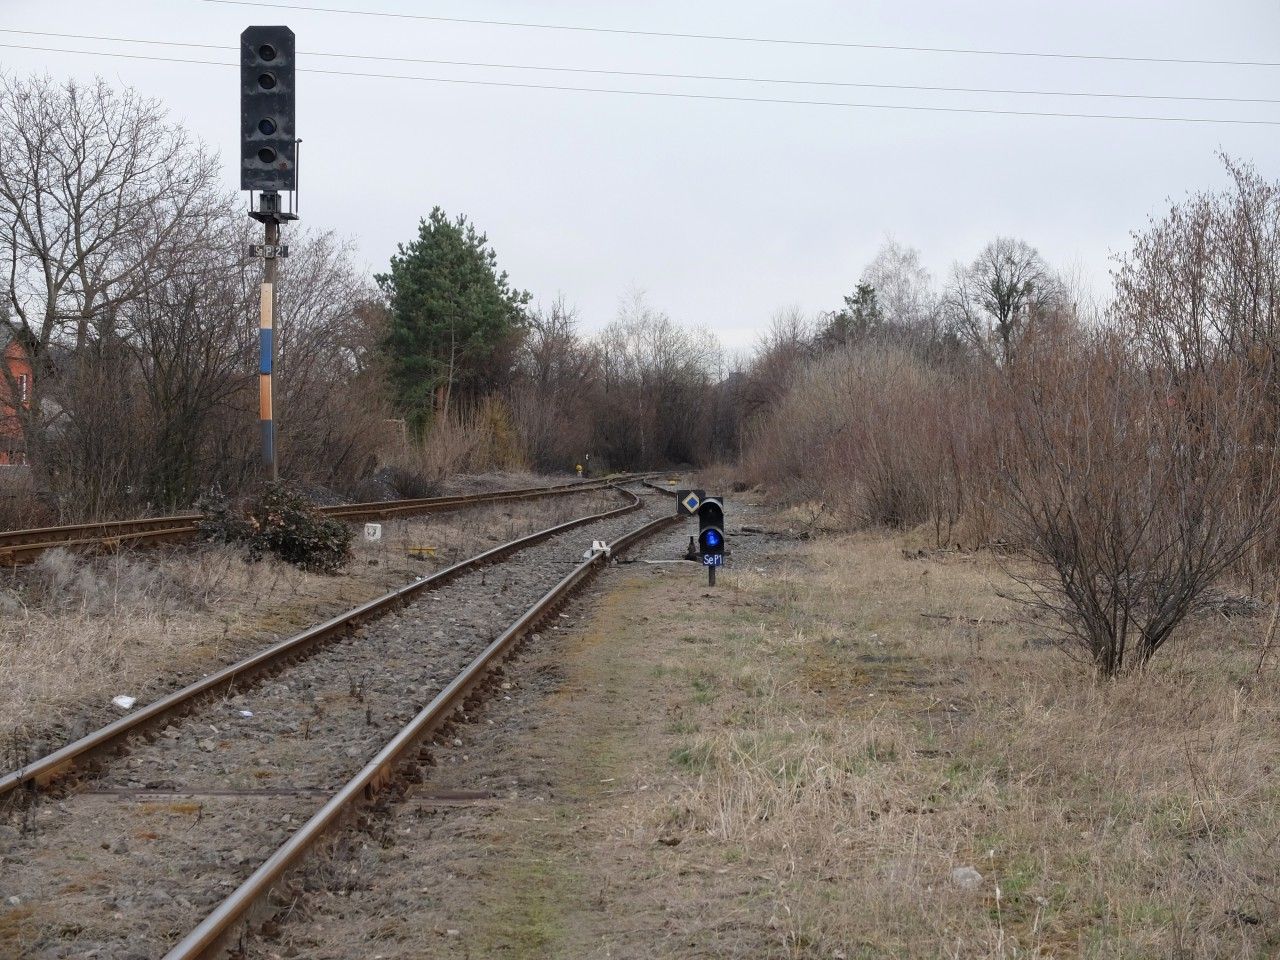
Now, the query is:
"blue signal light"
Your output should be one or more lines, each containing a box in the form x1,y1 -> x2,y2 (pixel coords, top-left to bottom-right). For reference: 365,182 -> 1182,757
702,530 -> 722,548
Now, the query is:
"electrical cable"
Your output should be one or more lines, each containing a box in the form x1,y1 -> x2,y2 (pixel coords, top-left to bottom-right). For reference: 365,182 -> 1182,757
1,28 -> 1275,105
2,42 -> 1276,126
198,0 -> 1280,69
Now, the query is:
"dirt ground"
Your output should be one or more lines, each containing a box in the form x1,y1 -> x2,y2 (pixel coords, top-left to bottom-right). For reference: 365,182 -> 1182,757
258,497 -> 1280,959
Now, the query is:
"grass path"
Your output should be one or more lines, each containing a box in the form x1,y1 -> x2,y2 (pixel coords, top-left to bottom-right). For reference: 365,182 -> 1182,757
404,512 -> 1280,958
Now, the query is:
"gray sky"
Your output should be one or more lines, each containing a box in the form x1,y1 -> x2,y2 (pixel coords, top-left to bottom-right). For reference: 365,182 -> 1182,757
3,0 -> 1278,350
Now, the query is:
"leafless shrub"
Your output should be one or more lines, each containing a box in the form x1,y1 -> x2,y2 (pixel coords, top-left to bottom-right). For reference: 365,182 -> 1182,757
380,397 -> 527,495
742,342 -> 993,542
738,165 -> 1280,682
378,464 -> 440,501
0,466 -> 48,530
999,327 -> 1280,676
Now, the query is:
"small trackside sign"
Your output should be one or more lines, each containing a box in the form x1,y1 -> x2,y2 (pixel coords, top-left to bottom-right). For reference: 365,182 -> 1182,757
677,489 -> 704,517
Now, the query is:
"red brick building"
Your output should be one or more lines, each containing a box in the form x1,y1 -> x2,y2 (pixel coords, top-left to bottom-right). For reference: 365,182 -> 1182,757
0,328 -> 32,466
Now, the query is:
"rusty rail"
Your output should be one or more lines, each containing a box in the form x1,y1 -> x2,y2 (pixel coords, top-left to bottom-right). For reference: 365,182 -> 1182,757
642,476 -> 682,498
318,473 -> 642,521
0,485 -> 648,799
0,515 -> 202,560
160,508 -> 682,960
0,474 -> 651,566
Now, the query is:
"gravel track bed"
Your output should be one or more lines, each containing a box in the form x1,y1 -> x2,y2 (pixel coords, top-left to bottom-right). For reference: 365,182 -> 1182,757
243,520 -> 702,960
0,492 -> 670,960
2,489 -> 621,768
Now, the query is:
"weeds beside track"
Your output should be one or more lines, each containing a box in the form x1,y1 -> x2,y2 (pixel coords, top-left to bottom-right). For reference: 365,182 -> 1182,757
0,484 -> 682,959
0,474 -> 653,567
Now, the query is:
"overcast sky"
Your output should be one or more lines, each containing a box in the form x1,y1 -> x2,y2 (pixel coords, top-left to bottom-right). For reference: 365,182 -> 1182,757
3,0 -> 1278,350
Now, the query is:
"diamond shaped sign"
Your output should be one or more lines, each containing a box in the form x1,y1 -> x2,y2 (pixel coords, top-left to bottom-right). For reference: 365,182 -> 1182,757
676,489 -> 704,517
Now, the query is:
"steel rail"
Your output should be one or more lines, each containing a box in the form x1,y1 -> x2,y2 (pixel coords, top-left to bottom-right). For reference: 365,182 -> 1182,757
0,485 -> 647,799
0,515 -> 202,549
642,476 -> 682,498
318,473 -> 635,521
0,474 -> 649,566
161,508 -> 682,960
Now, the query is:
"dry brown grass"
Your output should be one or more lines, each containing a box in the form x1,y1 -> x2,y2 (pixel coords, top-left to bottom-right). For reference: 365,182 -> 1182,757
740,344 -> 993,542
641,532 -> 1280,958
0,467 -> 49,532
380,397 -> 529,497
0,488 -> 621,758
0,542 -> 375,766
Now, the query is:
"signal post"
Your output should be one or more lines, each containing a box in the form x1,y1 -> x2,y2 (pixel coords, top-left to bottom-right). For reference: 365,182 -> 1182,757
698,496 -> 726,585
678,489 -> 728,586
241,25 -> 298,481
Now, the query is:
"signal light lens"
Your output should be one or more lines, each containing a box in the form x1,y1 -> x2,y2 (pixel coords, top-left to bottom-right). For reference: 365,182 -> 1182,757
257,147 -> 278,164
258,44 -> 277,62
258,73 -> 277,90
258,118 -> 277,135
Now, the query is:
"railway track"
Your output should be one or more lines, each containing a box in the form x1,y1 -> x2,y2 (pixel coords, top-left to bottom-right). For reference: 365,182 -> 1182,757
0,474 -> 649,566
0,482 -> 683,959
642,476 -> 681,498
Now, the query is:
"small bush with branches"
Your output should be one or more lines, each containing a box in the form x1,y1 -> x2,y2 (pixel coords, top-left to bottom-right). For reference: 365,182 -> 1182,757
198,483 -> 353,574
998,327 -> 1280,677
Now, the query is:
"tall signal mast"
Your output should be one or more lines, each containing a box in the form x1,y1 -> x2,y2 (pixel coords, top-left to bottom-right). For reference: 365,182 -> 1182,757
241,25 -> 298,481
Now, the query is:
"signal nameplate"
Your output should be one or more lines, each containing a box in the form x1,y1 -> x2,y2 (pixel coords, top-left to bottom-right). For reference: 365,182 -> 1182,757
702,554 -> 724,566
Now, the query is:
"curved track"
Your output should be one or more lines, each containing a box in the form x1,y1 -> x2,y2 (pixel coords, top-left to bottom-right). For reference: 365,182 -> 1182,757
0,484 -> 649,799
0,483 -> 683,960
0,474 -> 648,566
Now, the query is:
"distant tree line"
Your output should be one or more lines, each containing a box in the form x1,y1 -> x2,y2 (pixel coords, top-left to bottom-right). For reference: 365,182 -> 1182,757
5,72 -> 1278,677
0,75 -> 389,519
0,73 -> 732,524
740,158 -> 1280,676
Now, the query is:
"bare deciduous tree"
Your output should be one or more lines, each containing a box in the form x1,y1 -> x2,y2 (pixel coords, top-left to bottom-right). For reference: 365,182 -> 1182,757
861,237 -> 940,338
1114,156 -> 1280,379
274,228 -> 391,491
595,291 -> 720,467
120,210 -> 256,508
509,297 -> 597,470
946,236 -> 1064,365
0,73 -> 221,486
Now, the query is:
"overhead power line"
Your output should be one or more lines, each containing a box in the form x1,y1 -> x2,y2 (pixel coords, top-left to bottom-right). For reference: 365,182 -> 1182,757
3,42 -> 1277,127
200,0 -> 1280,69
2,28 -> 1276,106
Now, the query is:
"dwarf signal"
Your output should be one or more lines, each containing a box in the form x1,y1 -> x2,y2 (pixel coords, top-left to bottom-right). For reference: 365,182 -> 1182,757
698,498 -> 725,557
697,496 -> 726,585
